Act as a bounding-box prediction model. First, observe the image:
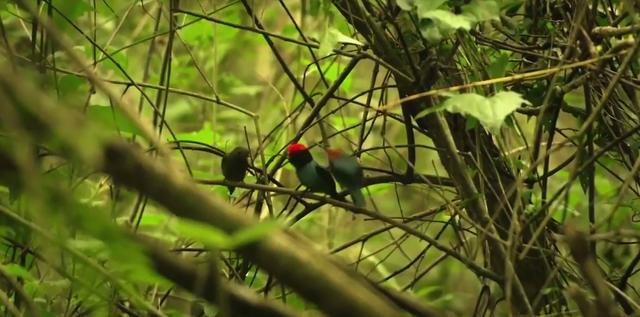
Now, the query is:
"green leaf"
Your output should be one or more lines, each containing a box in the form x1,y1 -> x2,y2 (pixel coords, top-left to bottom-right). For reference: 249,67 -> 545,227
50,1 -> 94,31
462,0 -> 500,22
317,23 -> 364,57
414,100 -> 448,119
502,0 -> 524,14
175,219 -> 231,248
416,0 -> 448,12
319,27 -> 338,57
309,0 -> 322,16
85,105 -> 143,136
328,28 -> 365,47
417,10 -> 474,42
439,91 -> 530,133
419,10 -> 474,31
396,0 -> 416,10
228,220 -> 281,248
172,122 -> 221,144
2,263 -> 34,281
58,74 -> 89,97
487,53 -> 510,88
416,0 -> 499,43
465,116 -> 479,130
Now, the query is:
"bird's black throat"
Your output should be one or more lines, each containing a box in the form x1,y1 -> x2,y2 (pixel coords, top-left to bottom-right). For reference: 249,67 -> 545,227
288,150 -> 313,169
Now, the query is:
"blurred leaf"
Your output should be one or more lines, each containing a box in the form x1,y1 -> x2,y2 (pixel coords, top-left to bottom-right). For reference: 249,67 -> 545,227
397,0 -> 416,10
367,183 -> 394,195
138,213 -> 169,227
462,0 -> 500,22
191,170 -> 219,180
85,105 -> 143,136
67,239 -> 105,252
0,225 -> 14,237
180,18 -> 214,42
432,293 -> 456,307
230,85 -> 264,96
228,220 -> 281,248
2,263 -> 34,281
58,75 -> 89,97
416,0 -> 447,11
282,24 -> 299,37
309,0 -> 322,16
50,1 -> 94,31
101,49 -> 129,77
24,279 -> 71,298
175,218 -> 231,248
173,122 -> 221,144
419,10 -> 474,31
416,285 -> 440,297
330,115 -> 360,130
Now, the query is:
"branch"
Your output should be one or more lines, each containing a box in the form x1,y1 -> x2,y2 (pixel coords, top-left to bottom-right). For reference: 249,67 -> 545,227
131,234 -> 308,317
565,227 -> 624,317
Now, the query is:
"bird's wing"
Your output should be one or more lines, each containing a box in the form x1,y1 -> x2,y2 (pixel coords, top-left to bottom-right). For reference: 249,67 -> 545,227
221,154 -> 230,178
331,158 -> 364,186
315,165 -> 337,194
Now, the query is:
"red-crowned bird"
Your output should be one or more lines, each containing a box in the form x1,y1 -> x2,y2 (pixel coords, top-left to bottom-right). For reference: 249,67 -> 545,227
287,143 -> 341,201
326,148 -> 366,208
221,147 -> 250,195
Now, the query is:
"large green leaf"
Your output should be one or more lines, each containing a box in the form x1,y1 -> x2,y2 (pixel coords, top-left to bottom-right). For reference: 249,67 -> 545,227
417,91 -> 530,133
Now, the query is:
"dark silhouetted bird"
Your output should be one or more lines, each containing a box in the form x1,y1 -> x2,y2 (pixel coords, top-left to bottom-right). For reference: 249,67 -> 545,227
221,147 -> 250,195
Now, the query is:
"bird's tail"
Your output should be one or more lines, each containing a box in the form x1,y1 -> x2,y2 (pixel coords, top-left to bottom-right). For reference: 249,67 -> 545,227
224,178 -> 236,195
349,188 -> 366,208
329,191 -> 346,203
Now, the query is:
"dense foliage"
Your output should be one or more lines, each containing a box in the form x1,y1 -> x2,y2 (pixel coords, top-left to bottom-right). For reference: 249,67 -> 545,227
1,0 -> 640,316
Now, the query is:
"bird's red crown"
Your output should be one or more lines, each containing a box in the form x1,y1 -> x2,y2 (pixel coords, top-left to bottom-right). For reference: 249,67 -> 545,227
287,143 -> 308,155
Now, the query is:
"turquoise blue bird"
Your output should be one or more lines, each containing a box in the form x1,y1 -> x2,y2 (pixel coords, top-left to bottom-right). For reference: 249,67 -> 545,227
325,148 -> 366,208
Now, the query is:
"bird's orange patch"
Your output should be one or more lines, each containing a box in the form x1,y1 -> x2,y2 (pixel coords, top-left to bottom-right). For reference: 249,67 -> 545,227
325,148 -> 342,159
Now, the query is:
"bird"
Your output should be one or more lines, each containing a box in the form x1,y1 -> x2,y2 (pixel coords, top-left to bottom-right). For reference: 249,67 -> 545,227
220,147 -> 250,195
325,148 -> 366,208
287,143 -> 341,200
